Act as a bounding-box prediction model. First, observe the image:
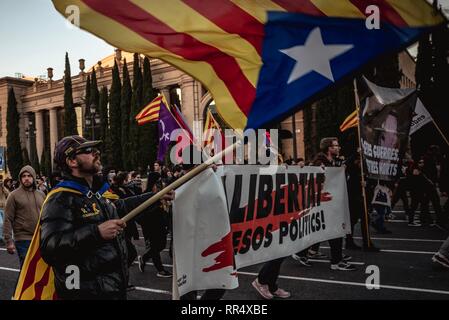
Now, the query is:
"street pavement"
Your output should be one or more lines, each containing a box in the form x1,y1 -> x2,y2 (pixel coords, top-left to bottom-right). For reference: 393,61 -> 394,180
1,209 -> 448,300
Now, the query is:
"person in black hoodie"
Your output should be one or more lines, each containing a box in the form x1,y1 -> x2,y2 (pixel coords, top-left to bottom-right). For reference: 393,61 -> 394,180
409,157 -> 442,227
40,136 -> 173,300
137,178 -> 172,278
126,171 -> 143,195
345,153 -> 363,249
110,172 -> 140,267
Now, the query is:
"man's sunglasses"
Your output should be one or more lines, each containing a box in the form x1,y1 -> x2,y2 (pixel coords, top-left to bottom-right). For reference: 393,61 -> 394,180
73,147 -> 99,157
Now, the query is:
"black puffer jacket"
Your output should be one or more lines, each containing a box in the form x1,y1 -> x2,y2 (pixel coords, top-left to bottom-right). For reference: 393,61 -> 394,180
40,174 -> 155,300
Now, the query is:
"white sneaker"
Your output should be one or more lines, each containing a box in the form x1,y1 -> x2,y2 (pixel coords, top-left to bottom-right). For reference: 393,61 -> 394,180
330,261 -> 356,271
432,253 -> 449,269
292,254 -> 312,267
307,249 -> 327,259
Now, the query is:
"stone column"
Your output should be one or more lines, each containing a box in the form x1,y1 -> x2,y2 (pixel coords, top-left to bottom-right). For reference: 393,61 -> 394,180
49,108 -> 59,168
35,111 -> 44,162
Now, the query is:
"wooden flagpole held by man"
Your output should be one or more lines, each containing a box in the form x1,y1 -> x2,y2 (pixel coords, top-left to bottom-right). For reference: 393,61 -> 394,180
353,79 -> 377,250
122,141 -> 238,300
121,142 -> 238,224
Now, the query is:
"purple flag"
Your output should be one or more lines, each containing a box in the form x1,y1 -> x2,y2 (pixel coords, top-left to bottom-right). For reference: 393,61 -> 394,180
157,101 -> 181,161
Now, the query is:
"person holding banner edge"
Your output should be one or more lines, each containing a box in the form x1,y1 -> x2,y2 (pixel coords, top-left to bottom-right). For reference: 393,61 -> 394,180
292,138 -> 356,271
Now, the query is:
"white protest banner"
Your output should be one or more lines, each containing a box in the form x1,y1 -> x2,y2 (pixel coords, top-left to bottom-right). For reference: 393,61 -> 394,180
173,165 -> 351,295
223,165 -> 351,268
172,168 -> 238,296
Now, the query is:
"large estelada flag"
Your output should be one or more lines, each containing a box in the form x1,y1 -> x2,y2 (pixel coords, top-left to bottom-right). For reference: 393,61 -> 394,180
52,0 -> 446,130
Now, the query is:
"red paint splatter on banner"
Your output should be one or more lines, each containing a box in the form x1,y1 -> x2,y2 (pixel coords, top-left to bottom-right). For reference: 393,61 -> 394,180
201,231 -> 235,273
321,192 -> 332,202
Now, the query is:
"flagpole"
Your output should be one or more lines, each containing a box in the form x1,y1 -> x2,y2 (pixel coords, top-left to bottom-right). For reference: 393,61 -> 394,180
172,247 -> 180,300
159,92 -> 210,156
353,79 -> 375,249
121,141 -> 238,223
169,103 -> 220,166
170,103 -> 197,146
430,118 -> 449,148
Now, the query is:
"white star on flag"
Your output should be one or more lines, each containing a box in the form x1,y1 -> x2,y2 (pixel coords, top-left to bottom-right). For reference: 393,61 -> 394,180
280,27 -> 354,84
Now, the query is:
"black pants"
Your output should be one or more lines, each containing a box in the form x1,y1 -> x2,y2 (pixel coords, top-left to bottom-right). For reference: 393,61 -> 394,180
421,189 -> 444,224
296,238 -> 342,264
346,200 -> 362,246
257,257 -> 285,292
391,180 -> 410,212
329,238 -> 343,264
409,191 -> 426,223
443,199 -> 449,224
296,242 -> 320,257
140,214 -> 168,272
126,237 -> 137,267
142,243 -> 165,272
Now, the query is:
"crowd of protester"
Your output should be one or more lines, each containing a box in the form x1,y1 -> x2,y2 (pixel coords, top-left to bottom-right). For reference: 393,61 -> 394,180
0,134 -> 448,300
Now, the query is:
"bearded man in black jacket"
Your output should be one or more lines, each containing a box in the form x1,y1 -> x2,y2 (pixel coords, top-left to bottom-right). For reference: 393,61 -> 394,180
40,136 -> 173,300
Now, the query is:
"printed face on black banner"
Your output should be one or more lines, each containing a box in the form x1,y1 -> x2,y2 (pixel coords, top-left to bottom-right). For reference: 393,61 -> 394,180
359,82 -> 416,181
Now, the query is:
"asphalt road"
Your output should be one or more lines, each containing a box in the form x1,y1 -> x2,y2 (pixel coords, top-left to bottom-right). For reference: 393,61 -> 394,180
1,209 -> 448,300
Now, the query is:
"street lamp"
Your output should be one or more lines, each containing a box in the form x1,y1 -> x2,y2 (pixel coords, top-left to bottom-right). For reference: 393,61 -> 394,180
85,103 -> 101,140
25,118 -> 37,165
25,119 -> 36,143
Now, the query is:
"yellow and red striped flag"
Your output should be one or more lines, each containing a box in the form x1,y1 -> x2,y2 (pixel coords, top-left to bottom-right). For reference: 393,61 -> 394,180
203,109 -> 222,147
135,95 -> 168,125
13,187 -> 82,300
52,0 -> 445,130
340,109 -> 358,132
